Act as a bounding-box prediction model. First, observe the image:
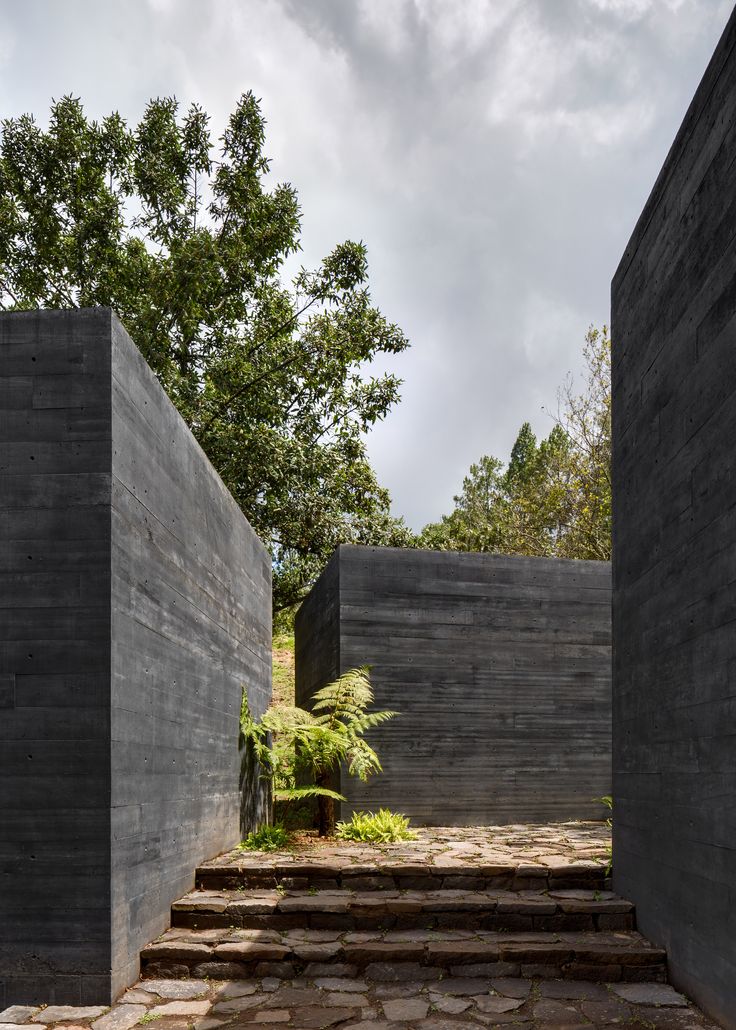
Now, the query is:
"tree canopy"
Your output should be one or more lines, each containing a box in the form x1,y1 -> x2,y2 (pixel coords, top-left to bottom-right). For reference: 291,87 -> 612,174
419,327 -> 611,561
0,94 -> 411,610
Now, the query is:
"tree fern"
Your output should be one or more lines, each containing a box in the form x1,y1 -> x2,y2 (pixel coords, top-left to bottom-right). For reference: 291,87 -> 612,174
244,667 -> 398,837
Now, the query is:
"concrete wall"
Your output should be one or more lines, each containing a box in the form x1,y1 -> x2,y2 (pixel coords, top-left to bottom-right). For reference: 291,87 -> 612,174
0,309 -> 271,1006
296,545 -> 611,825
611,9 -> 736,1027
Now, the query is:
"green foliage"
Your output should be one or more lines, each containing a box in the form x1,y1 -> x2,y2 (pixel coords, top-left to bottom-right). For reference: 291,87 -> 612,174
241,668 -> 397,836
419,327 -> 611,561
272,630 -> 295,707
0,94 -> 411,611
238,824 -> 290,852
336,808 -> 417,843
594,795 -> 613,875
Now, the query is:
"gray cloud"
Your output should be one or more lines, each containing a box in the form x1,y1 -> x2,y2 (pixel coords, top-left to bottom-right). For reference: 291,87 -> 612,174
0,0 -> 731,527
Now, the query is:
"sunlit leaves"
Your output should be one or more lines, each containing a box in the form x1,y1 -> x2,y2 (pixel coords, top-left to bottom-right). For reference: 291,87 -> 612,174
0,92 -> 410,609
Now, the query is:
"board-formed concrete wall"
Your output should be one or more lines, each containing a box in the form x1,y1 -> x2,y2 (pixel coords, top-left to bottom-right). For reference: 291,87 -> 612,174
296,545 -> 611,825
0,309 -> 271,1006
611,10 -> 736,1027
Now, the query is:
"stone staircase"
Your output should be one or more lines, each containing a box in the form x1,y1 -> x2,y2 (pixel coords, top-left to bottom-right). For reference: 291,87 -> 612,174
140,852 -> 667,986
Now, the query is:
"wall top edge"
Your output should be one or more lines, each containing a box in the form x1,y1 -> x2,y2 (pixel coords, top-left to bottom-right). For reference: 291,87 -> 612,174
334,543 -> 611,570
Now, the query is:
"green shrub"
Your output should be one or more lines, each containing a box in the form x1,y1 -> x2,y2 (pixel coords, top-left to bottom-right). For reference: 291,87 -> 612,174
238,824 -> 290,852
335,808 -> 417,844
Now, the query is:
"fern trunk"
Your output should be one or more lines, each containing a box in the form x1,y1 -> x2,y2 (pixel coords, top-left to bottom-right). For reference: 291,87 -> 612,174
316,773 -> 336,836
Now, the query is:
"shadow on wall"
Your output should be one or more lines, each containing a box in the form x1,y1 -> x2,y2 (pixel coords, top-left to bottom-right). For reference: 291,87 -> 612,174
240,730 -> 272,836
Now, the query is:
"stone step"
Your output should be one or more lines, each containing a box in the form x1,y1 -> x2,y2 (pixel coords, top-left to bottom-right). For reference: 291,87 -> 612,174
195,857 -> 608,893
171,887 -> 634,933
140,926 -> 666,984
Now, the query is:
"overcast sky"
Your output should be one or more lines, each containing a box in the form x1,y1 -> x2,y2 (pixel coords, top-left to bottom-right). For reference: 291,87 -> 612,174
0,0 -> 731,529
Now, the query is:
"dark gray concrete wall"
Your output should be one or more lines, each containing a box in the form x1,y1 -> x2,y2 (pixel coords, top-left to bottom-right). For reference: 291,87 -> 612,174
0,310 -> 113,1006
0,309 -> 271,1006
108,317 -> 271,996
612,8 -> 736,1027
296,545 -> 611,825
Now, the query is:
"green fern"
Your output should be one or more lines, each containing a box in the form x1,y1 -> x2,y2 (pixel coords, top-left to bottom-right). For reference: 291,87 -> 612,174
238,824 -> 290,852
336,809 -> 417,844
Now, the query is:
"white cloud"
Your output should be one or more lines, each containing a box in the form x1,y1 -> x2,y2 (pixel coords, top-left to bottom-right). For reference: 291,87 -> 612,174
0,0 -> 731,528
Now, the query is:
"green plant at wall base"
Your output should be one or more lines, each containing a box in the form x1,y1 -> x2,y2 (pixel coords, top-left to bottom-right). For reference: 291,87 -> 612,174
241,667 -> 397,837
594,795 -> 613,875
336,809 -> 417,844
238,824 -> 290,852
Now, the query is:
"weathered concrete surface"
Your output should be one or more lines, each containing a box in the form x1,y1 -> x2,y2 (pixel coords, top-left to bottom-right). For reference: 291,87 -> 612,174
0,309 -> 271,1005
611,8 -> 736,1028
296,545 -> 611,825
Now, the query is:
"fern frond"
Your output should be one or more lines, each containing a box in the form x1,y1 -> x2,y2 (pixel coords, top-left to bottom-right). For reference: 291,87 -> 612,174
350,710 -> 398,733
345,738 -> 383,781
275,786 -> 346,802
311,667 -> 374,725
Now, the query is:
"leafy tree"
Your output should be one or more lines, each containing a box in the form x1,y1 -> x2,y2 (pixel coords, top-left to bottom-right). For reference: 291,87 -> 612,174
241,667 -> 396,837
0,94 -> 411,609
419,327 -> 611,560
548,326 -> 611,560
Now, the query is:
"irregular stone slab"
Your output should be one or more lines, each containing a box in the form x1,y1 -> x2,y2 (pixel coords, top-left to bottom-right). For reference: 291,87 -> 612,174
142,941 -> 212,961
450,962 -> 519,978
373,984 -> 427,999
364,962 -> 441,982
381,998 -> 429,1021
255,962 -> 297,978
428,978 -> 491,996
214,942 -> 290,961
212,995 -> 266,1014
192,962 -> 248,979
475,996 -> 525,1014
229,898 -> 279,914
304,963 -> 358,977
342,1023 -> 396,1030
0,1008 -> 41,1024
326,995 -> 368,1007
212,983 -> 258,999
314,979 -> 368,993
611,983 -> 688,1006
252,1012 -> 290,1023
428,996 -> 472,1014
91,1006 -> 147,1030
293,1007 -> 357,1028
278,895 -> 350,913
119,992 -> 154,1005
489,978 -> 532,999
539,980 -> 609,1000
533,998 -> 584,1021
580,998 -> 633,1022
343,941 -> 423,963
149,1001 -> 212,1017
140,980 -> 210,999
33,1008 -> 108,1023
174,895 -> 229,913
418,1020 -> 486,1030
265,989 -> 325,1007
292,942 -> 343,961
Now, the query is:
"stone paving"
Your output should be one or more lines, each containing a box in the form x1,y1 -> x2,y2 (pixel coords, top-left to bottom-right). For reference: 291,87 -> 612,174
199,824 -> 612,876
0,973 -> 720,1030
2,825 -> 722,1029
